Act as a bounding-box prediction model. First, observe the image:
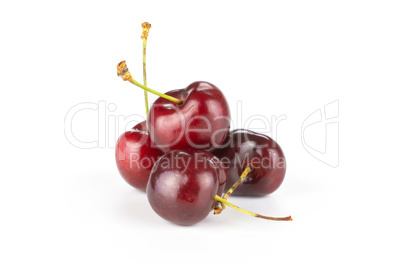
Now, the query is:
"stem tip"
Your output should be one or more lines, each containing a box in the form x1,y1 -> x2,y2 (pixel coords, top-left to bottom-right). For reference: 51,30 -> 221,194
117,60 -> 132,81
141,22 -> 151,40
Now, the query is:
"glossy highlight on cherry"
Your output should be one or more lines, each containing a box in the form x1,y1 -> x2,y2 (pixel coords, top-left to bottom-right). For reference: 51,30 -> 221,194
146,149 -> 222,226
147,81 -> 231,153
115,121 -> 164,191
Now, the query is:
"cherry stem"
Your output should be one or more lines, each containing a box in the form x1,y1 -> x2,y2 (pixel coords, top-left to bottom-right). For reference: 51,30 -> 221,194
117,61 -> 183,105
130,78 -> 183,104
214,164 -> 253,214
141,22 -> 150,116
214,195 -> 292,221
223,164 -> 253,200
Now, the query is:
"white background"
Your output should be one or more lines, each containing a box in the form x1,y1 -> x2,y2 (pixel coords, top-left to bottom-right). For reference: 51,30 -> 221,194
1,1 -> 401,267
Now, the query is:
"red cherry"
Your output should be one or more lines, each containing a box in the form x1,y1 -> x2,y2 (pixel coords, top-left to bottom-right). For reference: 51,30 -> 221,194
213,129 -> 286,196
147,81 -> 231,153
197,150 -> 227,201
146,149 -> 222,226
115,121 -> 164,191
213,155 -> 227,201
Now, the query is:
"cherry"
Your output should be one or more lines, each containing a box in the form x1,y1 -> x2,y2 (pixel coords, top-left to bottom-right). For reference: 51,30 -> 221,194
146,149 -> 221,225
145,81 -> 230,153
115,121 -> 164,191
147,148 -> 291,225
213,129 -> 286,196
117,64 -> 231,153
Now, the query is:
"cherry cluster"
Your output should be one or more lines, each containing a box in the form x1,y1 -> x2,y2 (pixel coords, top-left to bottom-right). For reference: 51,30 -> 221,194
115,23 -> 291,226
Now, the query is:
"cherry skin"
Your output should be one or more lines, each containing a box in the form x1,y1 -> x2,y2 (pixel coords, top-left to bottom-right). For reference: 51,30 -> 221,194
213,129 -> 286,196
115,121 -> 164,191
198,150 -> 227,200
147,81 -> 231,153
213,155 -> 227,201
146,149 -> 224,226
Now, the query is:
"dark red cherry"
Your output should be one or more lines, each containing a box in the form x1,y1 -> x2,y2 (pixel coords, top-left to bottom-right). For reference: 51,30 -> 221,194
197,150 -> 226,201
213,155 -> 227,200
146,149 -> 222,226
115,121 -> 164,191
147,81 -> 231,153
213,129 -> 286,196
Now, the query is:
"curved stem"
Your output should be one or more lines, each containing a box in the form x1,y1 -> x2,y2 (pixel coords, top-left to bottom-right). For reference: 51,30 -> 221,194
143,39 -> 149,116
117,60 -> 183,105
128,77 -> 183,105
214,164 -> 253,214
222,164 -> 253,200
214,195 -> 292,221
